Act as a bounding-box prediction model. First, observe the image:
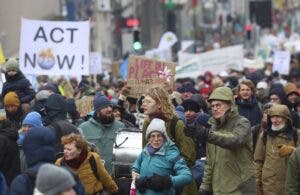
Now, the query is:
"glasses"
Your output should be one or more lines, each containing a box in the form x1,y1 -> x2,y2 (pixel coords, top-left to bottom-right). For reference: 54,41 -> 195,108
210,103 -> 225,109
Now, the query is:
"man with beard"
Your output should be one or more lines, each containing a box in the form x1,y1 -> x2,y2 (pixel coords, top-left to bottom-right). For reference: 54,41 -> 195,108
79,94 -> 124,174
3,92 -> 25,128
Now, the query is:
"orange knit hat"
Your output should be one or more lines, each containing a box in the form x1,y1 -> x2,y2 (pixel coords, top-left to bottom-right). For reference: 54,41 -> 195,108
4,91 -> 21,106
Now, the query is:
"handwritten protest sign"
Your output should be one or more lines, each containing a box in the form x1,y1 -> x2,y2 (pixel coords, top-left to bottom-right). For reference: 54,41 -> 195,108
273,50 -> 290,75
127,56 -> 176,97
75,96 -> 94,117
19,18 -> 90,75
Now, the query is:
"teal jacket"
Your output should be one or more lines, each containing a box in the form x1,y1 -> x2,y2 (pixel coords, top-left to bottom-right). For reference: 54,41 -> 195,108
79,118 -> 124,173
132,139 -> 192,195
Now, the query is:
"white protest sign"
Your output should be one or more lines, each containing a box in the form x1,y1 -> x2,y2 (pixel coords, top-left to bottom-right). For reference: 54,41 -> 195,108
19,18 -> 90,75
158,31 -> 178,49
273,50 -> 290,75
89,52 -> 102,74
145,48 -> 172,61
175,45 -> 243,79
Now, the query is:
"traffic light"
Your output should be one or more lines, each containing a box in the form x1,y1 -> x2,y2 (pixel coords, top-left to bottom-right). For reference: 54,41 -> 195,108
133,30 -> 142,51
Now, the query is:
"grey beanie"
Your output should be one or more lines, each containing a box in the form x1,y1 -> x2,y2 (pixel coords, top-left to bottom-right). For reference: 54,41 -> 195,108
146,118 -> 168,139
93,94 -> 113,112
36,163 -> 75,195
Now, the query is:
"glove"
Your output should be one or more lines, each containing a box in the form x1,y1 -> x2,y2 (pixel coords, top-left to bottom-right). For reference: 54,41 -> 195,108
256,183 -> 263,195
148,174 -> 172,191
278,144 -> 296,157
121,86 -> 131,96
194,126 -> 210,141
199,189 -> 213,195
135,177 -> 149,193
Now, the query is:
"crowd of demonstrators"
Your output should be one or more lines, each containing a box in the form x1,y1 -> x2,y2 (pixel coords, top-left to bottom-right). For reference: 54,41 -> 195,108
1,48 -> 300,195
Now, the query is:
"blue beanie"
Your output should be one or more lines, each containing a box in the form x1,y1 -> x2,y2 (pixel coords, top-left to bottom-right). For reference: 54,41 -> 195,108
93,94 -> 112,112
23,111 -> 43,127
196,113 -> 211,128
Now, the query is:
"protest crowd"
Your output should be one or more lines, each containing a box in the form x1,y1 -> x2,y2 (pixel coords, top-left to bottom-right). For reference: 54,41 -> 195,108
2,10 -> 300,195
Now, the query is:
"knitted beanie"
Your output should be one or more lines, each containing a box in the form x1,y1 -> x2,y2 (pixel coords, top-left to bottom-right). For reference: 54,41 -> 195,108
93,94 -> 113,112
36,163 -> 75,195
22,112 -> 43,127
146,118 -> 168,139
3,91 -> 20,106
284,82 -> 299,96
5,58 -> 19,72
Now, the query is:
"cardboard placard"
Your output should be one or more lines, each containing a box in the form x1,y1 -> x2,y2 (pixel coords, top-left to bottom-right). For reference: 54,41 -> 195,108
75,96 -> 94,117
127,56 -> 176,97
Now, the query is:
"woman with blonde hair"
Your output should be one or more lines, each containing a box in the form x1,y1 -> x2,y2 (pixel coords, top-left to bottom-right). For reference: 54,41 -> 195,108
56,133 -> 118,195
141,86 -> 197,194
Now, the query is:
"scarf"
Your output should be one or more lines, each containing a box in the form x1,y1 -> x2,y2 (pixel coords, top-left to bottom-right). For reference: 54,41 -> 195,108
147,144 -> 162,156
64,149 -> 88,169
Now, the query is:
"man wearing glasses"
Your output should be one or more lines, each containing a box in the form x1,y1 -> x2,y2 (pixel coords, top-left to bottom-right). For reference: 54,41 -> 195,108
198,86 -> 256,195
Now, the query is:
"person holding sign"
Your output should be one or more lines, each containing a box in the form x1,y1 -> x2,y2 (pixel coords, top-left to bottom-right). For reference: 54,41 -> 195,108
141,86 -> 197,195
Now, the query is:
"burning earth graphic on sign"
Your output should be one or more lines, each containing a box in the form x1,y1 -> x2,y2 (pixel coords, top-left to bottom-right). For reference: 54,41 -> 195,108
158,66 -> 173,82
37,48 -> 55,70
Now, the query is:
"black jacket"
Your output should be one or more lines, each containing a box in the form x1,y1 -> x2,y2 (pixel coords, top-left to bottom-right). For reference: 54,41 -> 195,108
0,120 -> 20,186
2,72 -> 35,104
236,96 -> 262,127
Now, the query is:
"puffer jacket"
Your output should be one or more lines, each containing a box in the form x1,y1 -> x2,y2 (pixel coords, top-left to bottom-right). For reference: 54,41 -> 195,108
56,152 -> 118,195
200,106 -> 255,195
132,139 -> 192,195
2,71 -> 35,104
254,105 -> 300,195
142,117 -> 196,167
79,118 -> 125,174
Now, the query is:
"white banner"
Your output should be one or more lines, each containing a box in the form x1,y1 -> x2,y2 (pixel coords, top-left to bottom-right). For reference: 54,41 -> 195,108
89,52 -> 102,74
273,50 -> 291,75
145,48 -> 172,61
19,18 -> 90,75
176,45 -> 244,79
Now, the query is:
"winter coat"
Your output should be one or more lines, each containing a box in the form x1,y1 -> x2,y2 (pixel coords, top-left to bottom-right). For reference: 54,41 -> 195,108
79,118 -> 125,174
10,127 -> 56,195
200,106 -> 256,195
132,139 -> 192,195
2,71 -> 35,104
254,107 -> 300,195
5,106 -> 25,129
236,96 -> 262,126
286,147 -> 300,195
142,117 -> 196,167
56,151 -> 118,195
0,120 -> 20,186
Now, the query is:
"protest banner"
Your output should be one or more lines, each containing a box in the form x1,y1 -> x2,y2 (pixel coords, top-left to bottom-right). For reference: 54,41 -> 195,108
19,18 -> 90,75
145,48 -> 172,61
127,56 -> 176,97
273,50 -> 290,75
175,45 -> 243,79
75,96 -> 94,117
